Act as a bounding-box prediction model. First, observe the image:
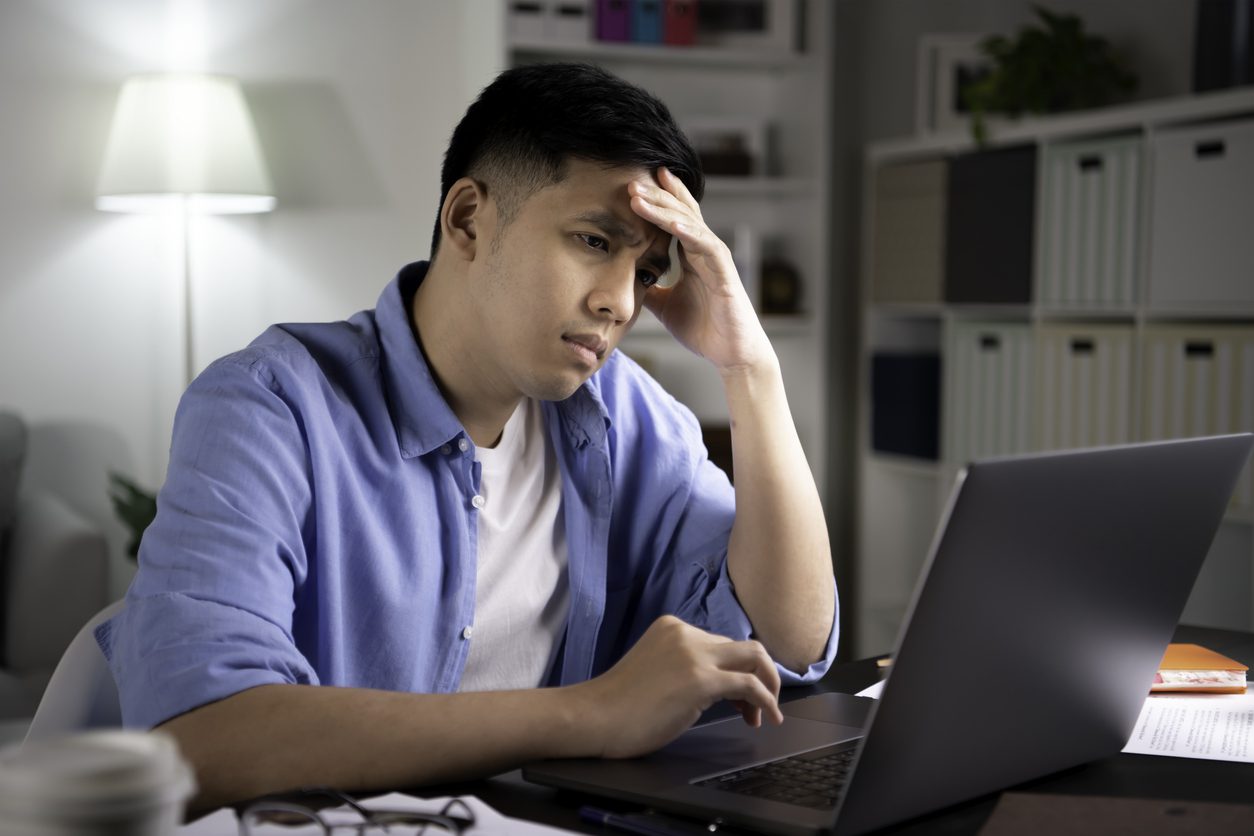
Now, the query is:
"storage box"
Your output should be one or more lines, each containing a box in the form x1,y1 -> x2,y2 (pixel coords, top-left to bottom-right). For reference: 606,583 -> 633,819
1147,117 -> 1254,310
596,0 -> 631,41
632,0 -> 664,42
944,145 -> 1037,305
870,159 -> 947,305
1036,136 -> 1142,308
547,0 -> 593,42
944,321 -> 1034,466
1035,324 -> 1134,451
664,0 -> 699,45
508,1 -> 546,40
871,352 -> 941,460
1140,325 -> 1254,512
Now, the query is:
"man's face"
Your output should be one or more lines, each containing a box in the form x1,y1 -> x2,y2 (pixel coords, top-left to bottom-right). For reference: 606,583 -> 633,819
469,159 -> 672,402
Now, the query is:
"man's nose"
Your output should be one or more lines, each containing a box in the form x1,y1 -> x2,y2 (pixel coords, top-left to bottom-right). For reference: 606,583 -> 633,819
588,262 -> 638,324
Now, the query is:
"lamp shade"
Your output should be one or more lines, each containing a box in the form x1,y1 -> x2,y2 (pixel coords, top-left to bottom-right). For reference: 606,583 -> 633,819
97,74 -> 275,214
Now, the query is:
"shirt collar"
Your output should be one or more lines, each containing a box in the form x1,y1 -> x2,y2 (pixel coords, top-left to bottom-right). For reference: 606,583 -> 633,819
376,261 -> 611,458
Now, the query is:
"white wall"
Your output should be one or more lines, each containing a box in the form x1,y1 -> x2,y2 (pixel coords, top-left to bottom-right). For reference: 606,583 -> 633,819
0,0 -> 505,596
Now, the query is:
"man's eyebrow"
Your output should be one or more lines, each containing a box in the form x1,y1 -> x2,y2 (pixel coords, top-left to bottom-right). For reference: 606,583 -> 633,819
572,210 -> 643,248
572,210 -> 672,274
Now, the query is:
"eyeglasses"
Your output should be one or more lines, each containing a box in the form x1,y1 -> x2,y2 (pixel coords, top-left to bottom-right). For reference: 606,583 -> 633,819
238,787 -> 476,835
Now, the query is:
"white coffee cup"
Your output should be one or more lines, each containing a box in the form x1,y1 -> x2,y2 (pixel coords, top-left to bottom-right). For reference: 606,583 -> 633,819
0,729 -> 196,835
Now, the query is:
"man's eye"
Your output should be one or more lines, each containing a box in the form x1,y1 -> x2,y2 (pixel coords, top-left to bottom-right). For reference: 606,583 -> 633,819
637,270 -> 660,288
578,233 -> 608,252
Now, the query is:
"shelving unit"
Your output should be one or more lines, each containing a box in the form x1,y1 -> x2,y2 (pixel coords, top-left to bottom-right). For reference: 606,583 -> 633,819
510,36 -> 817,70
857,87 -> 1254,657
506,1 -> 833,497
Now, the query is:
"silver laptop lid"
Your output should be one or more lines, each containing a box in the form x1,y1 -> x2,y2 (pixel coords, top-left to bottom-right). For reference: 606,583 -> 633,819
832,434 -> 1253,835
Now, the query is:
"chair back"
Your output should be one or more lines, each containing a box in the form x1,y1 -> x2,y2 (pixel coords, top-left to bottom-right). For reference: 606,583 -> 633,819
24,600 -> 124,743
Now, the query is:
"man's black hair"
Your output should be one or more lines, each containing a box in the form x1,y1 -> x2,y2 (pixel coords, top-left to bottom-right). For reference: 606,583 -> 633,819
431,62 -> 704,256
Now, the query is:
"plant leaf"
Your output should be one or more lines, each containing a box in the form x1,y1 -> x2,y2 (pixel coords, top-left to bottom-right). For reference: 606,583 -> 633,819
108,471 -> 158,560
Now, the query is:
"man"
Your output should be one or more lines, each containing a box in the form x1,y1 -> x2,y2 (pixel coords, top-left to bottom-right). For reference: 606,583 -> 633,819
97,63 -> 837,812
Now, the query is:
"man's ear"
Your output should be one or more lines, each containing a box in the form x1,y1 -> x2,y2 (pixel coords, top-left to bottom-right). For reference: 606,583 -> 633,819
440,177 -> 490,261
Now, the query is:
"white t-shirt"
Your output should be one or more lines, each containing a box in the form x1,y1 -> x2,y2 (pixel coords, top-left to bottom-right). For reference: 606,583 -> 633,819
458,398 -> 570,692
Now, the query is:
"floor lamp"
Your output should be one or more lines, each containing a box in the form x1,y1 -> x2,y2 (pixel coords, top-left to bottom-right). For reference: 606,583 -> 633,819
96,74 -> 276,386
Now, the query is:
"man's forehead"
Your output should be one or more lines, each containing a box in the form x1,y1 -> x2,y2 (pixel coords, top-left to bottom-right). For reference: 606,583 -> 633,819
564,157 -> 656,185
542,159 -> 657,200
529,160 -> 668,248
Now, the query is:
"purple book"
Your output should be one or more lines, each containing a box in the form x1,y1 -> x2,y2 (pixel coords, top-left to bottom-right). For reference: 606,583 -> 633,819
596,0 -> 631,41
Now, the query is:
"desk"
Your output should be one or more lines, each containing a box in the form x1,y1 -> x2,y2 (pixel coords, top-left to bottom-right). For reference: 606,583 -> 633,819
425,624 -> 1254,834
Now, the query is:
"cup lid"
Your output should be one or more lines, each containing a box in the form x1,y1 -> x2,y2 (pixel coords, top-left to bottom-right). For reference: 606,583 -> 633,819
0,730 -> 196,815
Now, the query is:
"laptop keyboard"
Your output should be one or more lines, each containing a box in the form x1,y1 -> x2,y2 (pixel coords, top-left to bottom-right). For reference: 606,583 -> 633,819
693,744 -> 856,810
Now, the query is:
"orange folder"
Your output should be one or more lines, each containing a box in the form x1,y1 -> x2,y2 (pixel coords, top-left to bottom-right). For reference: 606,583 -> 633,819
1152,643 -> 1248,694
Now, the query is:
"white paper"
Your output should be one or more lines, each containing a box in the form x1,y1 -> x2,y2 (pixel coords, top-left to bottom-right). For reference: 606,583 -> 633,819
180,791 -> 578,835
856,679 -> 885,699
1122,691 -> 1254,763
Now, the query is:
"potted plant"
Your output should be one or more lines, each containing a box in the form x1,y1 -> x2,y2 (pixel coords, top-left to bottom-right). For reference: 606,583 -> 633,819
962,5 -> 1137,145
109,472 -> 157,560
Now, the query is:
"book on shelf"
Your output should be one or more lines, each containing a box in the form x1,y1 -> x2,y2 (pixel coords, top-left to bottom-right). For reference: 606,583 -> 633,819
1152,643 -> 1247,694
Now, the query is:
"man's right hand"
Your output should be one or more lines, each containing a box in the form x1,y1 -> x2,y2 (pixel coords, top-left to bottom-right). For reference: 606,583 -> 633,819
157,615 -> 783,813
566,615 -> 784,759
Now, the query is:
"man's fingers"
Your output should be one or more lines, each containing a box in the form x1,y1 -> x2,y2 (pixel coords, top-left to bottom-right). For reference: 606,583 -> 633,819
628,192 -> 692,242
708,639 -> 783,698
590,618 -> 791,760
657,165 -> 700,210
627,181 -> 709,244
667,622 -> 782,722
698,638 -> 783,727
712,671 -> 783,727
627,181 -> 734,280
731,699 -> 764,728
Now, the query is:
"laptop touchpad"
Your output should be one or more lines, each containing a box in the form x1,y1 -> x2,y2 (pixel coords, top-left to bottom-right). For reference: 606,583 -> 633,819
782,692 -> 876,726
657,693 -> 872,770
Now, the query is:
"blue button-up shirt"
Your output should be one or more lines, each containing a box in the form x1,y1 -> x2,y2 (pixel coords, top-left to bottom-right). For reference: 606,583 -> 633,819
97,262 -> 838,730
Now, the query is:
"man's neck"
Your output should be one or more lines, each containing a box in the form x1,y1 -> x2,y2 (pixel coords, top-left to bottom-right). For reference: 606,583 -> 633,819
410,256 -> 518,449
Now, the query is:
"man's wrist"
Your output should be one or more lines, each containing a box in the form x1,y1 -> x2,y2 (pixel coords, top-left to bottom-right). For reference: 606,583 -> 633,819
550,681 -> 607,759
718,350 -> 782,392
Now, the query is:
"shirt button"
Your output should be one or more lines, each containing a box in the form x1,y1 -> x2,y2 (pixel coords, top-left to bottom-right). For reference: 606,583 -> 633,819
471,494 -> 485,509
461,626 -> 473,640
458,438 -> 470,453
439,444 -> 451,455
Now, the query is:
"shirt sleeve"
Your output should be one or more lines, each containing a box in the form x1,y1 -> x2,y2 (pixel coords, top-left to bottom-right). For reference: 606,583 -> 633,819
662,458 -> 839,687
96,352 -> 319,730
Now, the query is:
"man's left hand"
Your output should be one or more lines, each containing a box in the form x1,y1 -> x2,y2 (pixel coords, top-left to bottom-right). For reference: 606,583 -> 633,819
628,167 -> 775,377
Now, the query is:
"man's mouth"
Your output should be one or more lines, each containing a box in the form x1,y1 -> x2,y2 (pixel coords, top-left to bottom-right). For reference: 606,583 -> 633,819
562,333 -> 609,365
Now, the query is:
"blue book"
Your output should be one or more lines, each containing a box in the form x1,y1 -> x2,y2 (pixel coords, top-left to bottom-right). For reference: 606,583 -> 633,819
631,0 -> 663,43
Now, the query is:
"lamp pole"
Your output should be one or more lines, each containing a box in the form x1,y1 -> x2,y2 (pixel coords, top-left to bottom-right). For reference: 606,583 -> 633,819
181,197 -> 195,386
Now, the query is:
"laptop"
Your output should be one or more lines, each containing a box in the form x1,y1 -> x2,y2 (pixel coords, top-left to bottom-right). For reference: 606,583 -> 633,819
523,435 -> 1254,835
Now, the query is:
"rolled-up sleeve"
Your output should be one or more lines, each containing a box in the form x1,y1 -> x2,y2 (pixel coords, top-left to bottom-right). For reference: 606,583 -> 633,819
684,556 -> 840,686
96,352 -> 318,729
666,460 -> 839,687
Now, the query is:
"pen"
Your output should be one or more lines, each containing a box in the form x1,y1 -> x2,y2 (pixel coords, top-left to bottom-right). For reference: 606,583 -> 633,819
578,805 -> 718,836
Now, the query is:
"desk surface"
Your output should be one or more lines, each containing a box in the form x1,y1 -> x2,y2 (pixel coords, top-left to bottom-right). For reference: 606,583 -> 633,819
419,624 -> 1254,834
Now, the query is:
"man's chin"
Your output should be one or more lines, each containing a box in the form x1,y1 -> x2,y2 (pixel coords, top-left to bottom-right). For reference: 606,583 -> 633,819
526,367 -> 601,402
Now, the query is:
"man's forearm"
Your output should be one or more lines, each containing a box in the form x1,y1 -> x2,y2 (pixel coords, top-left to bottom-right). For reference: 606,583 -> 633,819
722,356 -> 835,672
158,616 -> 788,814
160,683 -> 589,813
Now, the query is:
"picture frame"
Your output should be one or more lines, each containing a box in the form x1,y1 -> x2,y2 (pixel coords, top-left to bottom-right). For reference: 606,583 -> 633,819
915,33 -> 992,135
681,116 -> 769,178
695,0 -> 796,53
